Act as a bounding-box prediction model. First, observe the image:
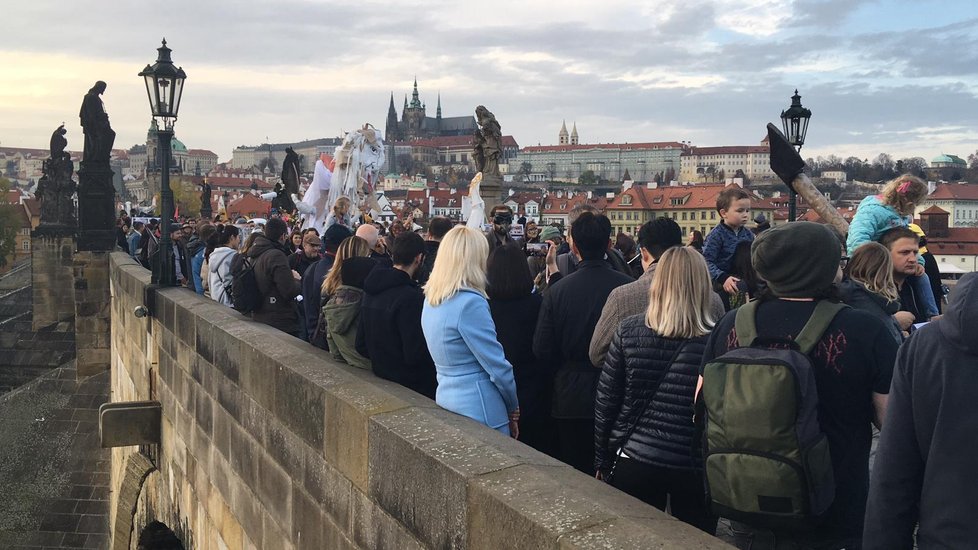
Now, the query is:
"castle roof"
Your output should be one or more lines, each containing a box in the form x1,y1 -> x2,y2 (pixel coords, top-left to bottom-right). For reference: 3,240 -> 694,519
932,153 -> 966,165
523,142 -> 684,153
928,183 -> 978,201
681,145 -> 769,156
920,205 -> 950,215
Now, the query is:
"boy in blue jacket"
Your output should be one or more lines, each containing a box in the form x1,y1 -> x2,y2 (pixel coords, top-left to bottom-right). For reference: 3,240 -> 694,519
703,186 -> 754,309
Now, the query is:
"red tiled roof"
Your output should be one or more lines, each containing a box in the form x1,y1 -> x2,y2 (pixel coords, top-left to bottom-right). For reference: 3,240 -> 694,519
23,198 -> 40,217
523,142 -> 684,153
504,191 -> 543,205
13,204 -> 31,227
927,183 -> 978,201
188,149 -> 218,157
681,145 -> 769,157
4,190 -> 22,205
404,135 -> 519,149
206,176 -> 271,189
920,205 -> 950,215
227,193 -> 271,217
540,193 -> 608,214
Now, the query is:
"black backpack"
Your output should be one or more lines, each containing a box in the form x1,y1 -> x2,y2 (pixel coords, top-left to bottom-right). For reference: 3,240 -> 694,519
227,250 -> 269,314
699,300 -> 847,529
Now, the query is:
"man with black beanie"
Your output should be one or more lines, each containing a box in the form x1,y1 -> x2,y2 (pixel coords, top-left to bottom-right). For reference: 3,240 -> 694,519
248,217 -> 302,336
356,232 -> 437,399
700,222 -> 897,549
301,223 -> 354,345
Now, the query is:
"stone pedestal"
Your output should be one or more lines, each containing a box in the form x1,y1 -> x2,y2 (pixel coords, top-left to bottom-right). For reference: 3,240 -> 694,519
479,174 -> 505,217
31,226 -> 76,330
73,251 -> 111,378
77,162 -> 117,252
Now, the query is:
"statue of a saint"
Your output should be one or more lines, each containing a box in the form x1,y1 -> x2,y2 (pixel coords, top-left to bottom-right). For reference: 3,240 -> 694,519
199,180 -> 212,211
472,105 -> 502,177
79,81 -> 116,163
37,124 -> 77,226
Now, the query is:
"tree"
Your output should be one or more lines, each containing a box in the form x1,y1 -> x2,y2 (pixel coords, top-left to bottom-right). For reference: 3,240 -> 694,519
578,170 -> 597,185
0,177 -> 19,268
872,153 -> 895,181
664,167 -> 676,182
968,150 -> 978,170
396,153 -> 414,175
899,157 -> 928,178
518,161 -> 532,181
258,156 -> 278,174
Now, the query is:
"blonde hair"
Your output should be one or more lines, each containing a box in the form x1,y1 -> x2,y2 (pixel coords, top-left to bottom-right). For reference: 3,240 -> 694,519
424,225 -> 488,306
645,247 -> 716,338
322,236 -> 370,296
333,196 -> 351,216
846,242 -> 899,302
880,174 -> 927,216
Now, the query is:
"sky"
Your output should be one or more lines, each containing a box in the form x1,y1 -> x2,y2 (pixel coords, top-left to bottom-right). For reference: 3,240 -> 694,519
1,0 -> 976,165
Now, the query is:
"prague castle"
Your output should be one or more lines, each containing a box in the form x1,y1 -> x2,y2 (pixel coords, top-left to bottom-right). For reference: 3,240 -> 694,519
384,79 -> 478,142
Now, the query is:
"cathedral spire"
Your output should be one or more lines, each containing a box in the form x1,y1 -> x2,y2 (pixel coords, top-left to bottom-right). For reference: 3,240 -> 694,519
410,77 -> 422,109
559,120 -> 569,145
436,93 -> 442,118
571,121 -> 579,145
386,92 -> 399,141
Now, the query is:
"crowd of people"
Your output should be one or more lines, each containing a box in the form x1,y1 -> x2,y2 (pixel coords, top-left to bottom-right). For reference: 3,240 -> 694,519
114,173 -> 975,549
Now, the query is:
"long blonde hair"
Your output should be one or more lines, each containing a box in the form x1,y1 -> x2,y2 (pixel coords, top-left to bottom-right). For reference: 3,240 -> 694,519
880,174 -> 927,216
424,225 -> 488,306
322,236 -> 370,296
645,247 -> 716,338
846,242 -> 899,302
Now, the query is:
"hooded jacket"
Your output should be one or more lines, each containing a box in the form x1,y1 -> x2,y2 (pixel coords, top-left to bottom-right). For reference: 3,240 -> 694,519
356,267 -> 436,399
247,234 -> 300,334
847,195 -> 925,267
838,278 -> 902,344
864,274 -> 978,549
324,286 -> 370,369
208,246 -> 237,306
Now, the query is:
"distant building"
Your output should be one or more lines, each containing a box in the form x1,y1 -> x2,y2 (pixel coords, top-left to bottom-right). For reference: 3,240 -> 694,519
917,183 -> 978,227
928,153 -> 968,181
604,183 -> 776,237
514,141 -> 684,183
230,137 -> 343,172
384,79 -> 478,142
679,137 -> 775,183
822,170 -> 847,182
538,190 -> 609,227
917,206 -> 978,273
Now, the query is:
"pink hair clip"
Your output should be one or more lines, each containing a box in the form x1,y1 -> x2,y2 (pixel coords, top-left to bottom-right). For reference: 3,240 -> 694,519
897,180 -> 913,194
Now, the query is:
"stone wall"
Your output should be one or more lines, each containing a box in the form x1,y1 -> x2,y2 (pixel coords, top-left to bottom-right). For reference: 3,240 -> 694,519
74,251 -> 111,377
108,252 -> 730,550
31,233 -> 76,330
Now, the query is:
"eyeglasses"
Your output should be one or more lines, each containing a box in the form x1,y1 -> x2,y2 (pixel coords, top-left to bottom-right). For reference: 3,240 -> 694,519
839,256 -> 849,269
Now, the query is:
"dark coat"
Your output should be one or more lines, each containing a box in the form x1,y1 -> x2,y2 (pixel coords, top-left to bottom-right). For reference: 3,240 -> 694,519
356,267 -> 436,399
300,255 -> 334,344
864,274 -> 978,549
489,292 -> 553,452
838,278 -> 902,344
288,251 -> 318,277
594,315 -> 708,474
247,234 -> 301,334
533,260 -> 632,419
417,240 -> 439,285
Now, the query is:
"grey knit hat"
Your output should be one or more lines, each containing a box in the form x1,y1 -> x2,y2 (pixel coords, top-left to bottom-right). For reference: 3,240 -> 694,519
751,222 -> 841,298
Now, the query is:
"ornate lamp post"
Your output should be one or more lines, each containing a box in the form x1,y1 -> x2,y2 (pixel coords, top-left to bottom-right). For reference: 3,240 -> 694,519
139,39 -> 186,285
780,90 -> 812,222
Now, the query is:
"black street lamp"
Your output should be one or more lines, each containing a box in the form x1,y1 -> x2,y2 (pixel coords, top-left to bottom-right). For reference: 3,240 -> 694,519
780,90 -> 811,222
139,39 -> 186,285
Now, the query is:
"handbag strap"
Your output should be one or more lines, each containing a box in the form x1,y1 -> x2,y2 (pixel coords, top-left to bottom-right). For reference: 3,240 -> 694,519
613,340 -> 687,460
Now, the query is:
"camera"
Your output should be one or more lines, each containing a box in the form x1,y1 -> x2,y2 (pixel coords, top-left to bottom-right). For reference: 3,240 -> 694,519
526,242 -> 548,256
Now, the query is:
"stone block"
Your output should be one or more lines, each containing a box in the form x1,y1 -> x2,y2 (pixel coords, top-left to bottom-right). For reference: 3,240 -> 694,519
349,488 -> 425,550
255,450 -> 292,533
261,510 -> 294,550
266,419 -> 303,476
228,423 -> 260,491
367,407 -> 523,548
229,474 -> 265,547
99,401 -> 162,448
291,486 -> 326,550
325,381 -> 411,493
558,517 -> 734,549
300,442 -> 351,530
273,365 -> 326,451
212,405 -> 231,461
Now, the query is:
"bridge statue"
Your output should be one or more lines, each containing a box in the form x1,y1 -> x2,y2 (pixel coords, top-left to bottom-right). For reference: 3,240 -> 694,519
36,124 -> 77,227
79,81 -> 116,164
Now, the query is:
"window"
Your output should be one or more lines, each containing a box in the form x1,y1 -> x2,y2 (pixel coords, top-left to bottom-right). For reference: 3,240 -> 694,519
22,241 -> 29,251
672,212 -> 677,219
621,195 -> 633,206
710,211 -> 716,220
682,212 -> 687,220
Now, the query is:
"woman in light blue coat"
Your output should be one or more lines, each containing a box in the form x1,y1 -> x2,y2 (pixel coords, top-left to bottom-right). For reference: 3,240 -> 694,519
422,225 -> 520,437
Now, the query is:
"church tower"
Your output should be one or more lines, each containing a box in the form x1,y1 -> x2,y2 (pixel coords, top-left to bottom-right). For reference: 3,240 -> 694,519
559,120 -> 569,145
385,92 -> 400,142
402,77 -> 427,141
436,93 -> 442,132
571,122 -> 579,145
146,119 -> 159,173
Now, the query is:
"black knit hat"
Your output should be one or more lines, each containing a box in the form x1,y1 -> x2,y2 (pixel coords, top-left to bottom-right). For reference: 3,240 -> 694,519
323,224 -> 353,250
751,222 -> 841,298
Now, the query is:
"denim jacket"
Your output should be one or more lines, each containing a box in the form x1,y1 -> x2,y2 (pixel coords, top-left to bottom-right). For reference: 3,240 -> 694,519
703,222 -> 754,283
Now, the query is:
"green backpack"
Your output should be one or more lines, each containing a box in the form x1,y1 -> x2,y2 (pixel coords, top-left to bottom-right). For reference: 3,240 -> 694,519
700,300 -> 846,529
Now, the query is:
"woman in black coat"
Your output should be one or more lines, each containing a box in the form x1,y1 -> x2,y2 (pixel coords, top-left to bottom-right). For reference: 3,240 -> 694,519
839,241 -> 904,344
487,243 -> 553,454
594,247 -> 718,534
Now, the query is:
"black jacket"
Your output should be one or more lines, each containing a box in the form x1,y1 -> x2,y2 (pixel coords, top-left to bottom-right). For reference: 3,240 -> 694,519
301,254 -> 334,344
356,267 -> 436,399
248,234 -> 300,334
838,278 -> 902,345
864,274 -> 978,550
533,260 -> 632,419
288,251 -> 318,277
417,240 -> 439,285
594,315 -> 708,474
897,276 -> 927,322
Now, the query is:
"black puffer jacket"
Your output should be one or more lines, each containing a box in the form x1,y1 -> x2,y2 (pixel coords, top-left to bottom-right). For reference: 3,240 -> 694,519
594,314 -> 708,474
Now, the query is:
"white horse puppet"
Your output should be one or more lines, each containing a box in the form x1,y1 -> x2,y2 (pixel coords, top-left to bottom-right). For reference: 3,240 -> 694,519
325,124 -> 386,223
297,153 -> 333,231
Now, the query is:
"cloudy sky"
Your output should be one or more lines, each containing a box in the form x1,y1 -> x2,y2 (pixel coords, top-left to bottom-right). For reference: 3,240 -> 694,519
1,0 -> 975,165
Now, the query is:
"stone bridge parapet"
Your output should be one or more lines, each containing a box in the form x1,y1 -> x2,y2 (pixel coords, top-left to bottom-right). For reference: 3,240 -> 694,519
108,251 -> 729,549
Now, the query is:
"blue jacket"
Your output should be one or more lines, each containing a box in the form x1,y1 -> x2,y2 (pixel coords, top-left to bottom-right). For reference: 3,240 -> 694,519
191,248 -> 206,295
847,195 -> 925,266
422,288 -> 519,434
127,231 -> 141,258
703,222 -> 754,283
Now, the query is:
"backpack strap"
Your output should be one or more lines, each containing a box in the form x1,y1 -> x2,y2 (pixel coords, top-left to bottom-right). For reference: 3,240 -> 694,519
734,301 -> 761,348
793,301 -> 848,355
